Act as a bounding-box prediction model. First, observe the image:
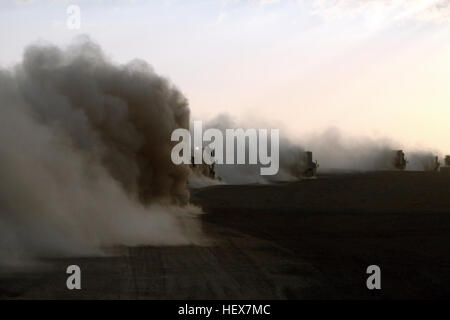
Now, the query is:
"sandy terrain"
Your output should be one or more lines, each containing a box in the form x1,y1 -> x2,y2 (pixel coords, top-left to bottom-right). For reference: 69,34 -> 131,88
1,171 -> 450,299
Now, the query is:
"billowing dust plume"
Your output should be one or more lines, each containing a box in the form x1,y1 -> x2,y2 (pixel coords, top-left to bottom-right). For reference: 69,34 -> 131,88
198,114 -> 312,184
407,151 -> 440,171
0,37 -> 200,266
197,115 -> 440,184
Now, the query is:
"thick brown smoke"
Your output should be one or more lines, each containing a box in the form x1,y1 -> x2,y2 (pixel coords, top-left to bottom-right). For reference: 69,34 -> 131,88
0,38 -> 199,266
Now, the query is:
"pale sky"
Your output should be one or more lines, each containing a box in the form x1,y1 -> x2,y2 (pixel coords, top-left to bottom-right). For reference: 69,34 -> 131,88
1,0 -> 449,154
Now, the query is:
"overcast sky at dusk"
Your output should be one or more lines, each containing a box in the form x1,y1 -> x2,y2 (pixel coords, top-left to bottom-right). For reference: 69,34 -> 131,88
1,0 -> 449,154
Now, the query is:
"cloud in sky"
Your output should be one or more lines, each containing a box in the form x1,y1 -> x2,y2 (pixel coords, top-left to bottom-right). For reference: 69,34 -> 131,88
309,0 -> 450,24
216,0 -> 450,28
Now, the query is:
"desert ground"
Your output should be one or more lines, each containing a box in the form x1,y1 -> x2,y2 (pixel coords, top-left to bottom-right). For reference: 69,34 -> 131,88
1,171 -> 450,299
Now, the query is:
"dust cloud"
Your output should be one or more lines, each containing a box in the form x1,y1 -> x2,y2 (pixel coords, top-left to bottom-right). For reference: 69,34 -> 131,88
0,37 -> 200,266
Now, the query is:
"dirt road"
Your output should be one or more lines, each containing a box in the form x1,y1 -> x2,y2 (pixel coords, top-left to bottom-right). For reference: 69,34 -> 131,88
1,171 -> 450,299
